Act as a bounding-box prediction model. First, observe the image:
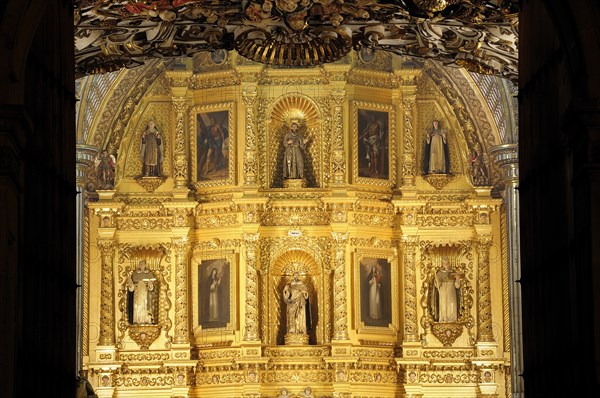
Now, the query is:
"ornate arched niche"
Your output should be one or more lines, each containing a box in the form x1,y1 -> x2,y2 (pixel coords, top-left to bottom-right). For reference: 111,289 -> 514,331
267,94 -> 322,189
116,245 -> 171,350
265,249 -> 323,345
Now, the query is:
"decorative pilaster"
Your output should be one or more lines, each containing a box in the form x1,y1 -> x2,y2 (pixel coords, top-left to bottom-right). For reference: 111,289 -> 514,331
490,142 -> 523,396
97,239 -> 116,346
476,235 -> 494,342
332,232 -> 349,340
172,97 -> 190,190
330,90 -> 346,185
397,69 -> 420,192
172,238 -> 190,344
402,235 -> 419,342
242,88 -> 259,186
243,233 -> 260,341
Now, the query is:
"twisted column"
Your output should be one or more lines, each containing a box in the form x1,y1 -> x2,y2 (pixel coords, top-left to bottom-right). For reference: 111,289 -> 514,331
243,233 -> 260,341
402,236 -> 419,342
332,232 -> 349,340
97,239 -> 116,346
172,238 -> 189,344
476,236 -> 494,342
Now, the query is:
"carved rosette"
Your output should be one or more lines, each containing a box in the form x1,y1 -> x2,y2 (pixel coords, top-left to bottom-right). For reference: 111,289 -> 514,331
172,97 -> 189,188
243,233 -> 260,341
477,236 -> 494,342
332,232 -> 349,340
402,236 -> 419,342
330,91 -> 346,184
98,239 -> 116,345
242,89 -> 258,186
401,97 -> 416,186
172,238 -> 189,344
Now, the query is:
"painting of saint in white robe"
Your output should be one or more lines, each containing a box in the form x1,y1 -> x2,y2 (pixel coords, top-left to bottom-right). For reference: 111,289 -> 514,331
199,259 -> 230,328
360,258 -> 391,327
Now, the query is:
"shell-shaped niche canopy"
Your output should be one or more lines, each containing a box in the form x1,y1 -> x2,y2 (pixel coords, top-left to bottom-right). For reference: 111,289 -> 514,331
270,95 -> 320,130
272,249 -> 321,277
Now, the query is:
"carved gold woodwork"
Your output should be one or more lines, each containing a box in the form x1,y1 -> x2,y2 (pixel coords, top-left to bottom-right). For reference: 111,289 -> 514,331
82,54 -> 511,397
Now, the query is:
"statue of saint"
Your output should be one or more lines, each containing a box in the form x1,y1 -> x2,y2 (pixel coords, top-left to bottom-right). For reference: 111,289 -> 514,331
127,260 -> 156,324
283,272 -> 310,336
140,120 -> 163,177
423,120 -> 450,174
432,257 -> 462,323
282,121 -> 309,180
94,149 -> 116,189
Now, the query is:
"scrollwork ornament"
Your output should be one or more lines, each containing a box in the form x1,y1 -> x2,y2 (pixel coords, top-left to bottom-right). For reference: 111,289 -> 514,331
331,90 -> 346,184
172,238 -> 189,344
402,236 -> 419,342
172,97 -> 189,188
477,236 -> 494,342
97,239 -> 116,346
242,89 -> 259,185
332,232 -> 349,340
243,233 -> 260,341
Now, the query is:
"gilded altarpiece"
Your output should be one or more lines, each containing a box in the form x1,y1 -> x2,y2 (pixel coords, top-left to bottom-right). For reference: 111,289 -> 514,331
82,52 -> 511,398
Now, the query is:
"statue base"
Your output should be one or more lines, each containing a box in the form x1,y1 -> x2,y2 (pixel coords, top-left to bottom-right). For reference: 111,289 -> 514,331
284,333 -> 309,345
283,178 -> 307,189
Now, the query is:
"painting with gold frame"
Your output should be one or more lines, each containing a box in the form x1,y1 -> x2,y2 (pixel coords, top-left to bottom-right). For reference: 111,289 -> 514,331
191,251 -> 237,339
190,102 -> 235,187
352,102 -> 396,186
353,250 -> 399,334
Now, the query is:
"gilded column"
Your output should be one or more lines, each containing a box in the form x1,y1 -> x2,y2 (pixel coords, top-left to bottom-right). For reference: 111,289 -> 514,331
172,238 -> 190,344
242,88 -> 259,186
243,233 -> 260,341
172,97 -> 189,190
76,144 -> 98,367
97,239 -> 116,346
332,232 -> 349,340
330,90 -> 346,185
402,236 -> 419,342
490,143 -> 523,396
476,235 -> 494,342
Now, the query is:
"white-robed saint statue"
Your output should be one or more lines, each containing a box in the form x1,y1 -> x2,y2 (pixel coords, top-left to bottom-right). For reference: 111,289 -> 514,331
432,257 -> 462,323
283,272 -> 310,343
140,120 -> 163,177
423,120 -> 450,174
127,260 -> 156,324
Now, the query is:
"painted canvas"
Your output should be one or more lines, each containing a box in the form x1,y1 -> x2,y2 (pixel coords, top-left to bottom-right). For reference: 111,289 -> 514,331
196,110 -> 229,181
357,109 -> 389,179
198,259 -> 230,329
359,257 -> 392,327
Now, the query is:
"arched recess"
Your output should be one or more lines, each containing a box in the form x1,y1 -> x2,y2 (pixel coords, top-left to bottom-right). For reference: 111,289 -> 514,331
262,248 -> 325,346
267,94 -> 323,188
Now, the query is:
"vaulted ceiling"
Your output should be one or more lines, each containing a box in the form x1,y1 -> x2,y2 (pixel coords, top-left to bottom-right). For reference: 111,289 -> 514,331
74,1 -> 518,79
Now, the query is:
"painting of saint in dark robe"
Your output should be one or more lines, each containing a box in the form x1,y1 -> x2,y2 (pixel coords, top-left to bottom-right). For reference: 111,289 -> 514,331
197,110 -> 229,181
357,109 -> 389,179
199,259 -> 230,328
359,257 -> 392,327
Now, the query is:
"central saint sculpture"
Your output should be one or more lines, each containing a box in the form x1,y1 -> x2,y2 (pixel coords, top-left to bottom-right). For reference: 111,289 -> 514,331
282,272 -> 311,345
282,120 -> 310,188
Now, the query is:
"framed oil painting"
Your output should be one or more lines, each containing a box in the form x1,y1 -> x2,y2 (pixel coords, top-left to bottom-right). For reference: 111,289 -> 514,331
352,102 -> 396,187
190,103 -> 235,187
354,251 -> 398,334
191,252 -> 237,338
